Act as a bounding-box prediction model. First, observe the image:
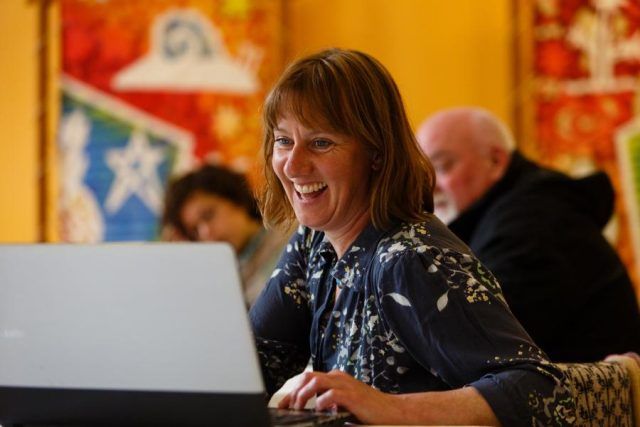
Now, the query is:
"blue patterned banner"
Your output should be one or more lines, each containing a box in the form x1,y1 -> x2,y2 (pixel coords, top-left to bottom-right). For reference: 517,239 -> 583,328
58,76 -> 194,242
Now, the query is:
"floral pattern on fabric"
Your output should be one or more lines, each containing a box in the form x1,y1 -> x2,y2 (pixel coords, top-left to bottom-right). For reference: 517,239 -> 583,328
250,217 -> 575,426
254,337 -> 311,394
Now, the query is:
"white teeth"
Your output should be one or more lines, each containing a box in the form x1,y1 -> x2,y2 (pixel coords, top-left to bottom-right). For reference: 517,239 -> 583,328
294,182 -> 328,194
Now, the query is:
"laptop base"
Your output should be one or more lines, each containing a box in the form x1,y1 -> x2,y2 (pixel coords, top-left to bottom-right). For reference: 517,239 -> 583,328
0,386 -> 270,426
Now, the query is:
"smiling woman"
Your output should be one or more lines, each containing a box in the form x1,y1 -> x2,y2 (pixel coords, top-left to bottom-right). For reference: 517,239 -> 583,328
270,118 -> 371,257
259,48 -> 434,238
249,48 -> 576,426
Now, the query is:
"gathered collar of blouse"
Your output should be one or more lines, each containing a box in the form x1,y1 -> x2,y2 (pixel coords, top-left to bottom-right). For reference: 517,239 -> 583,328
311,222 -> 387,292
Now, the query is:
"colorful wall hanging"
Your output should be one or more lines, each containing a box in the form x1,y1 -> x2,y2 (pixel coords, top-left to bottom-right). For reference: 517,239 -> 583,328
59,0 -> 283,242
516,0 -> 640,295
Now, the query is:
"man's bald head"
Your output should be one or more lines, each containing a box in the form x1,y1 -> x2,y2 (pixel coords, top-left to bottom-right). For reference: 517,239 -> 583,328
416,107 -> 514,223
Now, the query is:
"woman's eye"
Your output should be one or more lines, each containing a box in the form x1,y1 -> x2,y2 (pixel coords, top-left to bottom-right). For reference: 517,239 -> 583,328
312,139 -> 332,149
200,208 -> 215,222
274,137 -> 292,147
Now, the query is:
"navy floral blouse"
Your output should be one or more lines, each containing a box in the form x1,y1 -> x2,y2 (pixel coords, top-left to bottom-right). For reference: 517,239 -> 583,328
250,216 -> 575,426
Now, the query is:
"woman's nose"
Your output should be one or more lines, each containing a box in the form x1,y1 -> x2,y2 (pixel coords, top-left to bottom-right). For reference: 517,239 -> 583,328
283,144 -> 311,177
196,222 -> 212,241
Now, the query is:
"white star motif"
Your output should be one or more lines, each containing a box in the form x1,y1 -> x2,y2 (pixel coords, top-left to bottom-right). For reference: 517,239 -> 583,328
104,130 -> 165,214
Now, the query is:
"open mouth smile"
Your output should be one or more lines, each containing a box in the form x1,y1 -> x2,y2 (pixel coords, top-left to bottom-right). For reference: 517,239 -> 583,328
294,182 -> 328,199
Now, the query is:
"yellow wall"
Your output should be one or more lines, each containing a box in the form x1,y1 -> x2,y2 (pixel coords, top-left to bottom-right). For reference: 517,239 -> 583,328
0,0 -> 512,242
285,0 -> 513,128
0,1 -> 40,242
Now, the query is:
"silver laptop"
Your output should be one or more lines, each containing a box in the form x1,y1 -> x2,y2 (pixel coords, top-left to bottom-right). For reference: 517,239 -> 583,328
0,243 -> 273,426
0,243 -> 352,427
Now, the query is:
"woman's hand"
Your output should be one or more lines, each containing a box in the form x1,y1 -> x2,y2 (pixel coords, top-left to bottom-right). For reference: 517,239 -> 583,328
277,370 -> 500,426
606,351 -> 640,368
277,370 -> 405,425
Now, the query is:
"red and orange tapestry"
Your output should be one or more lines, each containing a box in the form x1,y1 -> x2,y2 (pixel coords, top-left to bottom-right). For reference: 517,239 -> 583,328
59,0 -> 283,241
517,0 -> 640,296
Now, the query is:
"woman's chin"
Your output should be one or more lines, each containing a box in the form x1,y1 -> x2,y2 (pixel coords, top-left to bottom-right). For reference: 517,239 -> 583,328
294,214 -> 328,232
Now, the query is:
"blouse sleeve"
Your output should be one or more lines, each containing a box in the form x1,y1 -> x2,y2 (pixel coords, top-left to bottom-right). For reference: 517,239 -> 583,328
374,244 -> 575,426
249,226 -> 313,395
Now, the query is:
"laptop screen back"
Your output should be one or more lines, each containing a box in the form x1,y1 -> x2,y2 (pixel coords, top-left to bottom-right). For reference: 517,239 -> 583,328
0,243 -> 270,426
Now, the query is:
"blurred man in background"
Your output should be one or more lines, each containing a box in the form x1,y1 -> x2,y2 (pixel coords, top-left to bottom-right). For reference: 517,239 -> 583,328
417,107 -> 640,362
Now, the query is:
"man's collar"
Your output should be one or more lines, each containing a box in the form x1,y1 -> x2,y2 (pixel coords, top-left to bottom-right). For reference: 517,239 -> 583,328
448,151 -> 527,239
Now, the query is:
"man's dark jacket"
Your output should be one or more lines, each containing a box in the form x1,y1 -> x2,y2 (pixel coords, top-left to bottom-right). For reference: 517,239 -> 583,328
448,151 -> 640,362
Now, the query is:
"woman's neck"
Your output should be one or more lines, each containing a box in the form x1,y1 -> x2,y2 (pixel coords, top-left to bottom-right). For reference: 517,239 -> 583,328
325,207 -> 370,259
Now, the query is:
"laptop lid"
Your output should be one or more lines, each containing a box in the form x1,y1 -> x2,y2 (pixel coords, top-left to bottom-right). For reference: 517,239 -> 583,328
0,243 -> 270,426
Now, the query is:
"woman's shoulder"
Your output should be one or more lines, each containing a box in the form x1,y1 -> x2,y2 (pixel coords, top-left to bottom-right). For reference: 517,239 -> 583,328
375,217 -> 473,264
373,218 -> 506,304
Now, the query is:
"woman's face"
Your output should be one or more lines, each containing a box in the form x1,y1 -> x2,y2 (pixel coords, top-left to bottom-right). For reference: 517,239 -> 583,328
272,113 -> 372,237
179,191 -> 258,252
